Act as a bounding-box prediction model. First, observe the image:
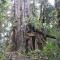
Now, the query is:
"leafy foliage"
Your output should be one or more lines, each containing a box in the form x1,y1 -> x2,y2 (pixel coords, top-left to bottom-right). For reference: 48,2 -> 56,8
26,16 -> 42,29
0,0 -> 12,59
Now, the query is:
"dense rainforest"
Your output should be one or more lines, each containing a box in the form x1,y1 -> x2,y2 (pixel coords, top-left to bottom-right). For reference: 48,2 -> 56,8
0,0 -> 60,60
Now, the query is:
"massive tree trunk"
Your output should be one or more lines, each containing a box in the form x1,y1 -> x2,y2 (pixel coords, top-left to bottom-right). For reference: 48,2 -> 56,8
14,0 -> 24,51
10,0 -> 30,51
7,0 -> 24,51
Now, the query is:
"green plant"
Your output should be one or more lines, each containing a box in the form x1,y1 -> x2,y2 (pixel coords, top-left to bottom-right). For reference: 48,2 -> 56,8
43,40 -> 60,60
26,16 -> 42,29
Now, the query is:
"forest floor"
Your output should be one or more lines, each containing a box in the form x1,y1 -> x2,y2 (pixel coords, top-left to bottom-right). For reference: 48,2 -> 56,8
4,52 -> 31,60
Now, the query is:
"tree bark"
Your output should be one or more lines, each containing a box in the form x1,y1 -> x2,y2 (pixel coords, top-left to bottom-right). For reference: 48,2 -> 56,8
55,0 -> 60,29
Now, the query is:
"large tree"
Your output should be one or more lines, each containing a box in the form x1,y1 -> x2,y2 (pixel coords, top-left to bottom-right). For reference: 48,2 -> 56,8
8,0 -> 30,51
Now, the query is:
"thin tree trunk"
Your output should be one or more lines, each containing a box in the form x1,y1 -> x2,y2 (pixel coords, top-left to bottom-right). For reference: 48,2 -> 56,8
55,0 -> 60,48
55,0 -> 60,29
